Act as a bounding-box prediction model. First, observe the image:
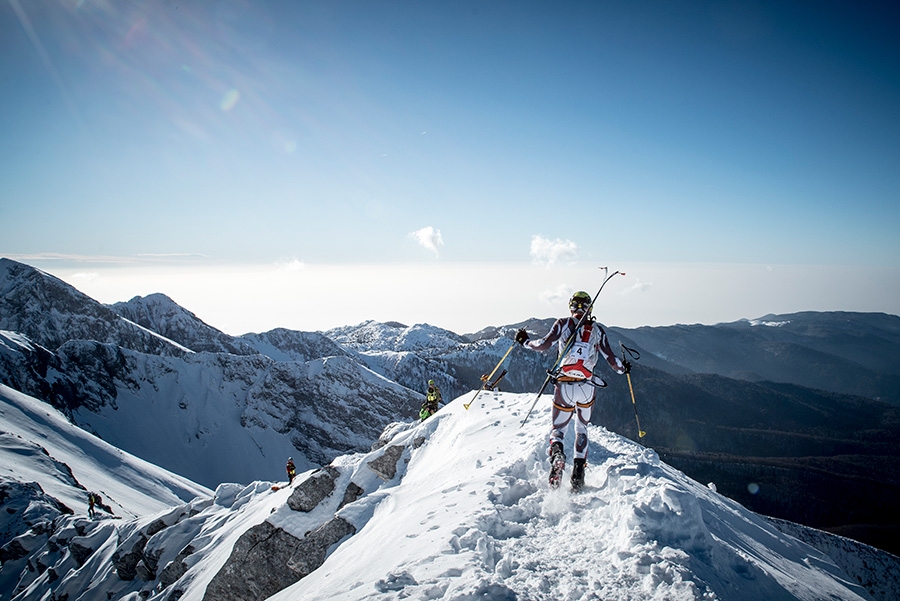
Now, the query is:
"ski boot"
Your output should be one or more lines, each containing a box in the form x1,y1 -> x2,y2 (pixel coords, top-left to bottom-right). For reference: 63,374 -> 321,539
571,458 -> 586,492
548,442 -> 566,489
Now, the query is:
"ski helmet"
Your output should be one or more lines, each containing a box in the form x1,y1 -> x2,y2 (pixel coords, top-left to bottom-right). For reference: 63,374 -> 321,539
428,379 -> 435,385
569,291 -> 591,314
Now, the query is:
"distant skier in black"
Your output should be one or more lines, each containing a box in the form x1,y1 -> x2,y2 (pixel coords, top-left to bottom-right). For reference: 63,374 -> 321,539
516,291 -> 629,491
286,457 -> 296,483
419,379 -> 442,421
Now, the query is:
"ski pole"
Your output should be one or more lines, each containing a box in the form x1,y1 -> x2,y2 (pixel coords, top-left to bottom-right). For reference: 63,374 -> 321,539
626,372 -> 646,439
520,268 -> 624,427
464,342 -> 515,410
620,343 -> 646,439
519,368 -> 556,427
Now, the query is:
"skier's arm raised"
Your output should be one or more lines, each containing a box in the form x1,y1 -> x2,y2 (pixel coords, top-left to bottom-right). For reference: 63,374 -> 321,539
518,318 -> 566,352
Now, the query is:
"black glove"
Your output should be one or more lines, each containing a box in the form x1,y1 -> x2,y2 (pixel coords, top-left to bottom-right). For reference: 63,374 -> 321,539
622,360 -> 632,374
515,329 -> 529,345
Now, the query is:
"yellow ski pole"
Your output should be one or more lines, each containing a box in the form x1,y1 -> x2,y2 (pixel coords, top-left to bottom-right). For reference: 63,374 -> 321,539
621,343 -> 646,439
464,343 -> 515,410
626,371 -> 646,439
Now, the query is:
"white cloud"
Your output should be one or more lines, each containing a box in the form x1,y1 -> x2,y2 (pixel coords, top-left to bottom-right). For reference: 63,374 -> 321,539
530,235 -> 577,266
620,278 -> 653,295
408,226 -> 444,257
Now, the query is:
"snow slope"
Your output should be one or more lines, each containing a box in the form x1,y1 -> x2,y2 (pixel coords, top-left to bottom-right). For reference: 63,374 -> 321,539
0,383 -> 210,519
4,389 -> 898,601
260,391 -> 879,601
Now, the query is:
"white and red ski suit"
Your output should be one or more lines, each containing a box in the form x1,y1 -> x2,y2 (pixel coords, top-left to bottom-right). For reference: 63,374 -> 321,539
524,316 -> 626,459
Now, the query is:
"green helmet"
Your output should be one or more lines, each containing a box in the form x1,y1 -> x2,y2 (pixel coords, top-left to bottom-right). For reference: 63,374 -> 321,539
428,379 -> 435,386
569,291 -> 591,313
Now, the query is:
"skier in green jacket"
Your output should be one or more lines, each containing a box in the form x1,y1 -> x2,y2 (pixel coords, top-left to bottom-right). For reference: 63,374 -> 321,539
419,379 -> 443,420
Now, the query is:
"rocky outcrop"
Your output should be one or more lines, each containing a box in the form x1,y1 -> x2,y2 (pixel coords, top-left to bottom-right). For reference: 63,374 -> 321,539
286,467 -> 340,512
202,434 -> 420,601
202,517 -> 355,601
112,517 -> 175,581
112,533 -> 149,581
339,481 -> 364,509
0,538 -> 29,562
159,545 -> 194,589
367,444 -> 405,481
68,540 -> 94,566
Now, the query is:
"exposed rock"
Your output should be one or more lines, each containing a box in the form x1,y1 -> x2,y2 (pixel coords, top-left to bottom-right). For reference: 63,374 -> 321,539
286,467 -> 339,512
0,538 -> 29,562
134,560 -> 153,582
112,534 -> 147,581
367,445 -> 404,481
203,517 -> 355,601
0,479 -> 70,553
135,558 -> 157,582
338,482 -> 364,510
68,541 -> 94,566
159,545 -> 195,589
141,547 -> 161,581
286,517 -> 356,575
146,519 -> 167,537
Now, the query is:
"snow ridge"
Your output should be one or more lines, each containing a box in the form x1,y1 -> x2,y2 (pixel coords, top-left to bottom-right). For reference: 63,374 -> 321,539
262,391 -> 878,601
3,389 -> 898,601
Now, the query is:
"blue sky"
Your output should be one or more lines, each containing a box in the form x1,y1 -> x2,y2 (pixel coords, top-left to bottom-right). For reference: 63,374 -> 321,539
2,1 -> 899,334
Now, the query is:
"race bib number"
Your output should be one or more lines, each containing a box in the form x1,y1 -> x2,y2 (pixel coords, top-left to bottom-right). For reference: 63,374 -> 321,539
564,341 -> 590,363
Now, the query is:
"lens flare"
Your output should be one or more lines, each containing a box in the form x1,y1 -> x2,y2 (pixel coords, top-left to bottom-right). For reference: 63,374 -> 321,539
220,89 -> 240,112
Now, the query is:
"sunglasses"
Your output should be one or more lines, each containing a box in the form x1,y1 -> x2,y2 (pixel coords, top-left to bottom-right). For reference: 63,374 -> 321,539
569,300 -> 590,312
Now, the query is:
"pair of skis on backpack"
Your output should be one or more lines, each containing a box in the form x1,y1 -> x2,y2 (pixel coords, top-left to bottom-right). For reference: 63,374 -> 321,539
548,442 -> 586,492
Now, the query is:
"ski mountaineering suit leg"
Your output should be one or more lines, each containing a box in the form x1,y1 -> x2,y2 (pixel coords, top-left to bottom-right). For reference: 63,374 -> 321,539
524,316 -> 626,460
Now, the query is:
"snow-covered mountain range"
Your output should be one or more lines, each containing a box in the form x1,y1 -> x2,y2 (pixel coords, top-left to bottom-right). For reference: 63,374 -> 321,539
2,383 -> 899,601
0,259 -> 423,486
2,256 -> 900,600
